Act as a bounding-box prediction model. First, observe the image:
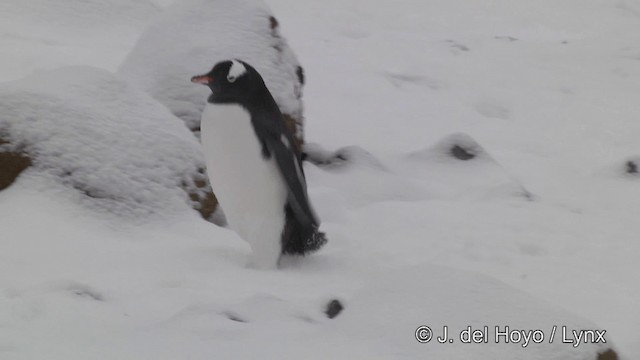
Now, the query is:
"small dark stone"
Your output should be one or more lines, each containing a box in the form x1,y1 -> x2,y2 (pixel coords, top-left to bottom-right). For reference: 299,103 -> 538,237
269,16 -> 279,30
296,66 -> 305,86
597,349 -> 618,360
325,299 -> 344,319
450,145 -> 475,160
626,160 -> 638,174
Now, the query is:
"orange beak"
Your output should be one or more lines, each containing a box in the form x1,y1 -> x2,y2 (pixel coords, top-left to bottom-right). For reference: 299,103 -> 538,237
191,75 -> 212,85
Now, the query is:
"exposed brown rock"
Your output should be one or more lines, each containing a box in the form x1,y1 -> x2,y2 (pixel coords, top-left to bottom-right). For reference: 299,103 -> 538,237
182,167 -> 219,221
597,349 -> 618,360
0,137 -> 32,191
282,113 -> 303,153
269,16 -> 279,30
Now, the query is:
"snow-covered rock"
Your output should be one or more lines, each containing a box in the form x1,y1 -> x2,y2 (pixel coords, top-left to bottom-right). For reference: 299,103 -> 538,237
406,133 -> 532,201
119,0 -> 305,145
304,143 -> 386,171
0,66 -> 216,220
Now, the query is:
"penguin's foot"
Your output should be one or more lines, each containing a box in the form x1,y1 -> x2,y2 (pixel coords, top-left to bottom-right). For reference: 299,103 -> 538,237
305,230 -> 328,253
282,228 -> 328,255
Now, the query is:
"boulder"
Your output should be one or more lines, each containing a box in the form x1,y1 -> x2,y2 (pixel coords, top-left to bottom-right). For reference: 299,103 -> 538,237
119,0 -> 306,149
0,66 -> 218,221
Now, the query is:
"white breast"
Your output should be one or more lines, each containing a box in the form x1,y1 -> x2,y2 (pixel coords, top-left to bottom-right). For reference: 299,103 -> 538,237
200,103 -> 287,268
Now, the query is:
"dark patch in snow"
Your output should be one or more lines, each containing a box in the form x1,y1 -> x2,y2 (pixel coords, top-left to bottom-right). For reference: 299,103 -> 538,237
520,188 -> 535,201
325,299 -> 343,319
223,312 -> 247,323
68,285 -> 105,301
494,35 -> 518,42
626,160 -> 638,174
446,40 -> 470,53
449,144 -> 476,161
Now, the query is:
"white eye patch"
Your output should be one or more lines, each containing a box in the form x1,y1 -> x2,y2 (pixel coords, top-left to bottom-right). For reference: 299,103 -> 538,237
227,59 -> 246,83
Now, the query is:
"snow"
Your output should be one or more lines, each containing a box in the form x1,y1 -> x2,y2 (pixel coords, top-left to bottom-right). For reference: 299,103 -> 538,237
2,0 -> 639,359
0,183 -> 609,360
118,0 -> 304,134
0,66 -> 207,219
0,0 -> 161,82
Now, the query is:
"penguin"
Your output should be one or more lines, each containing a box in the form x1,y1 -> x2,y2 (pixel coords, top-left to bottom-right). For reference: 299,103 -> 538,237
191,59 -> 327,269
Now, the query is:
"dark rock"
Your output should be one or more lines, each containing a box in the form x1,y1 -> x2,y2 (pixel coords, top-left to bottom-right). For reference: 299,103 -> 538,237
597,349 -> 618,360
325,299 -> 344,319
0,137 -> 32,191
182,168 -> 220,222
626,160 -> 638,174
296,66 -> 305,86
282,113 -> 303,153
269,16 -> 279,30
450,144 -> 476,160
409,133 -> 485,162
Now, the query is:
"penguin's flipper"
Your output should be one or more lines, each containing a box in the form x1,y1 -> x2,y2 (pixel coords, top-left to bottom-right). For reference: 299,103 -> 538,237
263,133 -> 319,230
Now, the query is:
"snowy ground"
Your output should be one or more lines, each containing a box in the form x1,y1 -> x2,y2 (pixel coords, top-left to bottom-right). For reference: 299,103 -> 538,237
2,0 -> 639,359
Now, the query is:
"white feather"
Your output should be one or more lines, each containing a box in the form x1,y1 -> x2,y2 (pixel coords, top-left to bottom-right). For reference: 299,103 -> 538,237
200,103 -> 287,269
228,60 -> 247,79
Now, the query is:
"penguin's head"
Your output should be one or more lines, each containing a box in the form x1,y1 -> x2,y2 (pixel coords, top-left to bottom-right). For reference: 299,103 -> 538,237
191,59 -> 256,104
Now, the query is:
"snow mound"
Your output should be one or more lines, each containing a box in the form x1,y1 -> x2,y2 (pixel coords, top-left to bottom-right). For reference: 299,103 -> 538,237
0,66 -> 211,219
119,0 -> 305,138
0,0 -> 161,82
304,149 -> 427,208
406,133 -> 532,201
315,264 -> 613,360
304,143 -> 387,171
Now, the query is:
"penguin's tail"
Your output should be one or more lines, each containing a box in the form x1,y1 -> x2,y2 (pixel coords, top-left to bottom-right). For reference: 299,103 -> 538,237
281,206 -> 328,255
